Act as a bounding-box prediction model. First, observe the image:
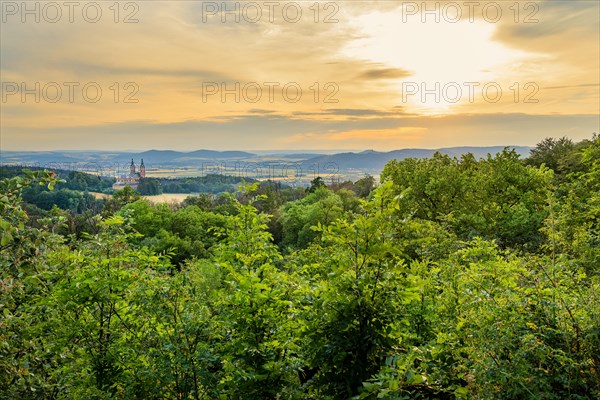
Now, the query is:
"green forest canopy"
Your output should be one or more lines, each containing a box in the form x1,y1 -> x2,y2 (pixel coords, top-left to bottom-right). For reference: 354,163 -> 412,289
1,136 -> 598,399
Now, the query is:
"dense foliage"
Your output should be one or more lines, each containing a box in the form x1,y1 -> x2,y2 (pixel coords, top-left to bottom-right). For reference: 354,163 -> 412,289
160,174 -> 260,194
1,137 -> 598,399
0,166 -> 115,193
0,167 -> 111,213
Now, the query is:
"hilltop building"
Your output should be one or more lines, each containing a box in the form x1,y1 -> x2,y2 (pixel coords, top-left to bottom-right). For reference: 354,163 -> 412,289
113,159 -> 145,190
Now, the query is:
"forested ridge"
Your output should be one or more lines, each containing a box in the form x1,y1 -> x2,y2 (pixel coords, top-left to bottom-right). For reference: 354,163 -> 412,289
1,136 -> 598,399
0,167 -> 263,200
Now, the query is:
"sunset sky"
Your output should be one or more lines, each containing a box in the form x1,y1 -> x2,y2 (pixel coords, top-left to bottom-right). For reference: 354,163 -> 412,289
1,0 -> 599,151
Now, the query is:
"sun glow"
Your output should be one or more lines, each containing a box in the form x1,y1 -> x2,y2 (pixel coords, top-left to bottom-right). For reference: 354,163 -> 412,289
341,5 -> 534,114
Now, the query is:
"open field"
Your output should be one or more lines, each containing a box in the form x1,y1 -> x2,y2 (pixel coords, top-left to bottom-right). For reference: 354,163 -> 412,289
90,192 -> 194,204
143,193 -> 194,203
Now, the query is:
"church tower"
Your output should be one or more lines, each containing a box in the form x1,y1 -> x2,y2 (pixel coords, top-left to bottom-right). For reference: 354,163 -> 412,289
130,159 -> 136,175
140,159 -> 146,178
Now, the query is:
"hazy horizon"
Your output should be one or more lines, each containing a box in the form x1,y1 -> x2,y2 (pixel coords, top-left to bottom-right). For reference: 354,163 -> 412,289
1,144 -> 534,155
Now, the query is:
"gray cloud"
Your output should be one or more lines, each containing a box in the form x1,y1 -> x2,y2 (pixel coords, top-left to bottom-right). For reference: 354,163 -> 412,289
3,113 -> 598,151
543,83 -> 600,90
64,63 -> 230,81
358,67 -> 412,80
291,108 -> 414,117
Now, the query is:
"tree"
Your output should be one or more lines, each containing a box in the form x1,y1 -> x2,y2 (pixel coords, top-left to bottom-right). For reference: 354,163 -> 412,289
546,135 -> 600,274
124,259 -> 224,399
182,193 -> 215,211
300,183 -> 420,398
307,176 -> 326,193
211,184 -> 301,398
279,188 -> 344,249
381,149 -> 552,249
136,178 -> 162,196
0,170 -> 68,397
103,185 -> 141,215
120,199 -> 172,237
354,175 -> 376,198
526,136 -> 575,173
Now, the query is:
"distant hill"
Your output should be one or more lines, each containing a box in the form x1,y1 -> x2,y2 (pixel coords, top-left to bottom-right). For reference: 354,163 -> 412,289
0,151 -> 84,164
1,147 -> 532,173
187,150 -> 255,159
271,153 -> 326,160
113,149 -> 256,163
1,149 -> 257,166
300,146 -> 531,171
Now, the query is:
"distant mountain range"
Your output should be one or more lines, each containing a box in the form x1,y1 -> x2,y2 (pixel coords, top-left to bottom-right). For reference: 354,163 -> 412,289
300,146 -> 532,171
1,146 -> 532,172
132,150 -> 255,163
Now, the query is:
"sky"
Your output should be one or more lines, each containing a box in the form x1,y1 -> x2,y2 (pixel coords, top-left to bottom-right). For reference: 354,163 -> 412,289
1,0 -> 599,151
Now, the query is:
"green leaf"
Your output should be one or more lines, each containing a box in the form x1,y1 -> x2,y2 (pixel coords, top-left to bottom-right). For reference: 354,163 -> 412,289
1,233 -> 13,246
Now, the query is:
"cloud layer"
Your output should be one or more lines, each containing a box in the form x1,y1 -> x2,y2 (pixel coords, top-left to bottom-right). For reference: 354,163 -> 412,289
1,0 -> 598,150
